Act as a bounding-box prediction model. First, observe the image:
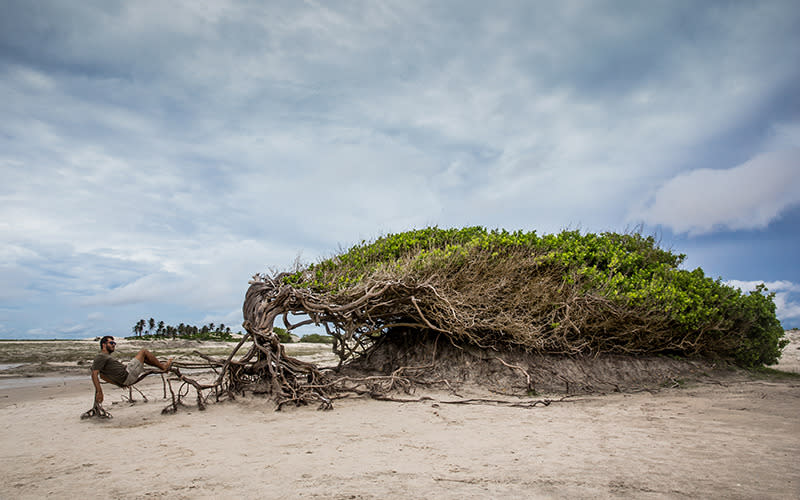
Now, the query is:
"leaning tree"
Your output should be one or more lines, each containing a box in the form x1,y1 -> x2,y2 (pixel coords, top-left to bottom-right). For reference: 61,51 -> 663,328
158,227 -> 786,413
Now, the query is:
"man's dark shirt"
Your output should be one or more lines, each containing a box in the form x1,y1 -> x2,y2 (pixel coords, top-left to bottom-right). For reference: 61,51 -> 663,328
91,352 -> 128,386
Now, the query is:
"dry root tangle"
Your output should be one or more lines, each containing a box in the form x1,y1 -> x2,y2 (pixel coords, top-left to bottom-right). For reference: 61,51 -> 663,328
83,228 -> 783,417
142,262 -> 712,414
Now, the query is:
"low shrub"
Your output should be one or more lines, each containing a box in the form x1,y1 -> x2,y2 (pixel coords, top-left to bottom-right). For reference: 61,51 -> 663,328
277,227 -> 786,367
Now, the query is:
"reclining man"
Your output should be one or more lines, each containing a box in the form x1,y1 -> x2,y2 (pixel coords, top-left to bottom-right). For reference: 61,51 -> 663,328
91,335 -> 173,407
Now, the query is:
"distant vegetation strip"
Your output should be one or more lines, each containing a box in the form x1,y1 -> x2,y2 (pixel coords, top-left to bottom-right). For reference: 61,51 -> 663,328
126,319 -> 332,344
127,318 -> 238,341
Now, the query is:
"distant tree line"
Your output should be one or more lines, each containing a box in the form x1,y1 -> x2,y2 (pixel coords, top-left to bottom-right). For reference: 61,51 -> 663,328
129,318 -> 236,341
127,318 -> 332,343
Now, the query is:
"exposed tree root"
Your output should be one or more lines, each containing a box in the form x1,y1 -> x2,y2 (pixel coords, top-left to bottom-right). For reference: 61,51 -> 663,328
369,395 -> 577,408
89,272 -> 738,416
80,402 -> 113,420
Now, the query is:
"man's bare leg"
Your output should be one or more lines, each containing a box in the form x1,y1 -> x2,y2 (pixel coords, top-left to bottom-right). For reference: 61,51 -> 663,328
134,349 -> 173,371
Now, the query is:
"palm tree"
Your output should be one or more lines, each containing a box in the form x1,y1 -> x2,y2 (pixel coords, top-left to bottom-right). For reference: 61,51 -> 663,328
135,319 -> 146,337
148,318 -> 156,334
157,321 -> 165,336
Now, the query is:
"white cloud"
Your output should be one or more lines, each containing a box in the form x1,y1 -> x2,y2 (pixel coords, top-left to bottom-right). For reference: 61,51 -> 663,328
81,238 -> 298,310
773,294 -> 800,323
638,151 -> 800,234
726,280 -> 800,322
727,279 -> 800,294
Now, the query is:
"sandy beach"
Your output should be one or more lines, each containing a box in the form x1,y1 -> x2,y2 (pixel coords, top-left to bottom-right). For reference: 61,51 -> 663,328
1,334 -> 798,499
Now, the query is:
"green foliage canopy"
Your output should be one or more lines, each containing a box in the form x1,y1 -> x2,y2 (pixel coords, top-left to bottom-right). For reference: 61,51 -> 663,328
281,227 -> 786,367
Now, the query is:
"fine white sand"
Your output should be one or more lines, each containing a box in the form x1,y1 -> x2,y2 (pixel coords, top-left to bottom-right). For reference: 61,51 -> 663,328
1,334 -> 798,499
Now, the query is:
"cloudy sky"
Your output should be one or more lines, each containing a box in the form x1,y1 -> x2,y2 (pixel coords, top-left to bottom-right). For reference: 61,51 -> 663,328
1,1 -> 799,339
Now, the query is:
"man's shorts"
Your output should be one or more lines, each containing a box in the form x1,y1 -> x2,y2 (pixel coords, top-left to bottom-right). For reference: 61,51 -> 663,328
123,358 -> 145,386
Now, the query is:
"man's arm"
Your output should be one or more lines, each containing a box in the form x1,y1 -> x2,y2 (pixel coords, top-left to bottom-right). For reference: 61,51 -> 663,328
91,369 -> 103,405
